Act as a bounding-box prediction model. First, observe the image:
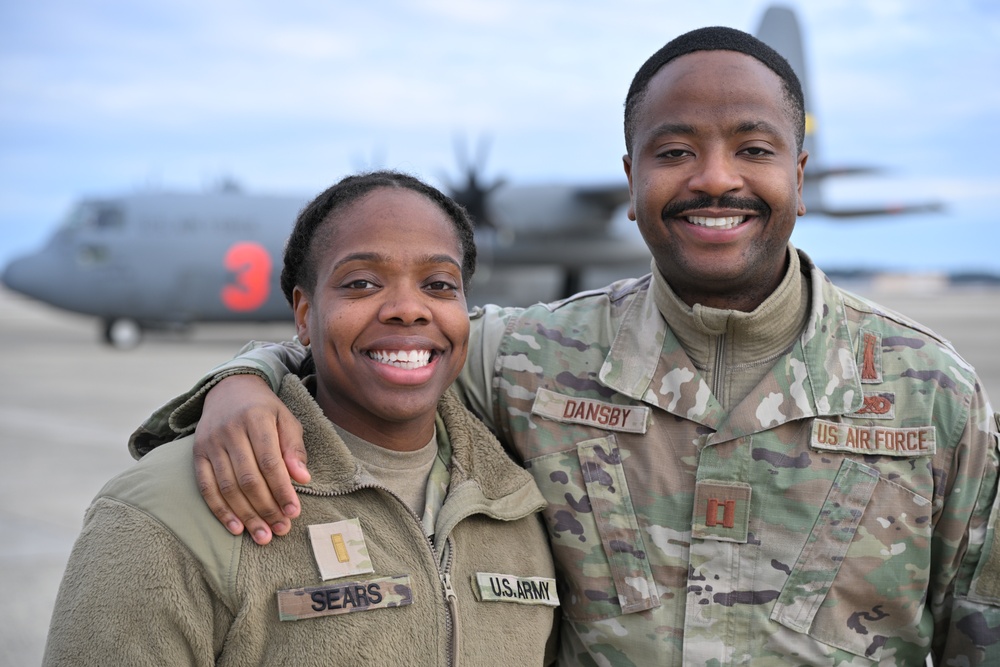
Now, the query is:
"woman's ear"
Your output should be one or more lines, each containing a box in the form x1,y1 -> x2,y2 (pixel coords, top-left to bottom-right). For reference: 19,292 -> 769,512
292,286 -> 311,346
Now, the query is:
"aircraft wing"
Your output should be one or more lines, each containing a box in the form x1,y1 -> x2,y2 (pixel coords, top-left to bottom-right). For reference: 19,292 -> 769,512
809,201 -> 945,219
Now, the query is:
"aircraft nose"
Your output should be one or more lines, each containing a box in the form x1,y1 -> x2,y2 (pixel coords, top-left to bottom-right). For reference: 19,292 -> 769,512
2,253 -> 55,301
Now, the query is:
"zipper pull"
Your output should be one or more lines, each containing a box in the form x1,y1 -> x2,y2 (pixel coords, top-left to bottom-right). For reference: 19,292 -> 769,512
443,572 -> 458,602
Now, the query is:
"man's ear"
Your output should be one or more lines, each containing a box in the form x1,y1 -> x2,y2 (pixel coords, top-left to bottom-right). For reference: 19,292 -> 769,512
292,286 -> 311,346
623,154 -> 637,221
796,149 -> 809,217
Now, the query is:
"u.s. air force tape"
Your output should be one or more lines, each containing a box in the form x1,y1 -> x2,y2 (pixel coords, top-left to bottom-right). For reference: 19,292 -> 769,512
277,575 -> 412,621
810,419 -> 936,457
473,573 -> 560,607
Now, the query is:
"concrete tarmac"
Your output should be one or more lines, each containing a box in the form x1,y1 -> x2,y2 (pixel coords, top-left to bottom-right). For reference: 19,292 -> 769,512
2,282 -> 998,666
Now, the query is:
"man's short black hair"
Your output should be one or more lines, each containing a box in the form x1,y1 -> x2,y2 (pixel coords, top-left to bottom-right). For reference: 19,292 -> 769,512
624,26 -> 805,155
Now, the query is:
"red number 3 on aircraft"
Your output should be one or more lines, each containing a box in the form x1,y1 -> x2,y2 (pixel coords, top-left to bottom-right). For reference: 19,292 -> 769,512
221,241 -> 271,312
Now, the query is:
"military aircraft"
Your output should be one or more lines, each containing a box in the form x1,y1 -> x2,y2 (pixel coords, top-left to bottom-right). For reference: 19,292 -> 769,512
0,173 -> 644,347
1,4 -> 941,347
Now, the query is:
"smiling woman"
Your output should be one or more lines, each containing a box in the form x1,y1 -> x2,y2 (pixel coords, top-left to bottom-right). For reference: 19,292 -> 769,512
287,183 -> 472,451
42,170 -> 559,666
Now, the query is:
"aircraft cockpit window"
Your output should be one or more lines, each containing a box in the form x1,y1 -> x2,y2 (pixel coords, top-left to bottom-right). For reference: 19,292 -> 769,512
93,207 -> 123,229
61,204 -> 124,231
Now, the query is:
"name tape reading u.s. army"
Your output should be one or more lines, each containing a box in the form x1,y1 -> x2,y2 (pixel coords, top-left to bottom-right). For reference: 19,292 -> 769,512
472,573 -> 560,606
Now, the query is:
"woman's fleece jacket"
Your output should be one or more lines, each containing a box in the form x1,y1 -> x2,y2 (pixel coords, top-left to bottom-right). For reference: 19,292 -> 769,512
43,377 -> 559,666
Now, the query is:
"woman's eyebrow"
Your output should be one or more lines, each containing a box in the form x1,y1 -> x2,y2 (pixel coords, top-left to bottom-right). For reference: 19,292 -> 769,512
333,252 -> 461,272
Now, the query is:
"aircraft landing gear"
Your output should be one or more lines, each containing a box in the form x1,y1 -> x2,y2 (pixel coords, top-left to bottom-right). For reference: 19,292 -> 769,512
102,318 -> 143,348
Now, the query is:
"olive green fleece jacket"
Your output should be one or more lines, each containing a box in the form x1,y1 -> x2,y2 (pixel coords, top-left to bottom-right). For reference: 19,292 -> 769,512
44,377 -> 559,666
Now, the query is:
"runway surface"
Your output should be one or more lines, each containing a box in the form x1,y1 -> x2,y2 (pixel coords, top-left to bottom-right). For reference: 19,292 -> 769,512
2,282 -> 997,665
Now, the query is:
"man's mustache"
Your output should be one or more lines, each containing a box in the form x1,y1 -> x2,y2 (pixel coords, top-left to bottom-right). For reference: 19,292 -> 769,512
661,195 -> 771,220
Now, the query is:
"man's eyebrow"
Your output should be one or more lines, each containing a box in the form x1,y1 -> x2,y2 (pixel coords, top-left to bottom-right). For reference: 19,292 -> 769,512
646,120 -> 785,140
648,122 -> 697,138
734,120 -> 783,137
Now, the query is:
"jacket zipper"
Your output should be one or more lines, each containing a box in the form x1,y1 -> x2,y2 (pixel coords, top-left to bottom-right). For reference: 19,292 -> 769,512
443,551 -> 459,667
713,333 -> 727,404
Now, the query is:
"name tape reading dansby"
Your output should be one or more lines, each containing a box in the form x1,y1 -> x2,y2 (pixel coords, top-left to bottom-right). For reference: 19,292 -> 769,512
532,388 -> 649,433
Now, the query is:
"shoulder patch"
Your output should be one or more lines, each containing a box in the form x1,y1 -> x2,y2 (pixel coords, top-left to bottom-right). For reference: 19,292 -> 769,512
968,420 -> 1000,604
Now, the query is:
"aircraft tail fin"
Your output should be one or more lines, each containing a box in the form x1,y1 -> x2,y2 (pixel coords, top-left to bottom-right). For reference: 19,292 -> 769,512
755,5 -> 942,220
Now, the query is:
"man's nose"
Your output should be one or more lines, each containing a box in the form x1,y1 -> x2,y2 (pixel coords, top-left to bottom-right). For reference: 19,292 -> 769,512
687,149 -> 743,198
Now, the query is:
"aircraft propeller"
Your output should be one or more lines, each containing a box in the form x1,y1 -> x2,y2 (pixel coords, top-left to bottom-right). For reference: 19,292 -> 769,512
441,135 -> 506,228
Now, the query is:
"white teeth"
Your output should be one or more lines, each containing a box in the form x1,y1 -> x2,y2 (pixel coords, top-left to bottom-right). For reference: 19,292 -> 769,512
687,215 -> 746,230
369,349 -> 431,369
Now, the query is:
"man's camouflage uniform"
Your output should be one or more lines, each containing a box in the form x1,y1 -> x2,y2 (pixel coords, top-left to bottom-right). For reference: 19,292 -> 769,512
132,247 -> 1000,665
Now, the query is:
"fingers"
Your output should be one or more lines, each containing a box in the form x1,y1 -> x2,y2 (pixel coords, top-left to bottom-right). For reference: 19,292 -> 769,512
239,409 -> 298,535
279,409 -> 310,486
192,374 -> 307,545
194,417 -> 282,545
194,446 -> 271,545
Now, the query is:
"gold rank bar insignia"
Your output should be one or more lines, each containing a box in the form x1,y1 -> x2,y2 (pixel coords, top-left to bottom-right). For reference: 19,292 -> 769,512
308,518 -> 375,581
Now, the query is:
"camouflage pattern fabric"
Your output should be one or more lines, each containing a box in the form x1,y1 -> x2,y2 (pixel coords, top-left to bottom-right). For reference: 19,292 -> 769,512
472,249 -> 1000,665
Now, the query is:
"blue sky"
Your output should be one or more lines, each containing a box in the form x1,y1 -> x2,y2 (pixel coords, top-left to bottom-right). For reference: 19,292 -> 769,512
2,0 -> 999,274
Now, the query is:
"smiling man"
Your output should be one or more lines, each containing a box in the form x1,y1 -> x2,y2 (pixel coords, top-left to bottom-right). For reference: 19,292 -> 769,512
623,43 -> 807,312
130,27 -> 1000,665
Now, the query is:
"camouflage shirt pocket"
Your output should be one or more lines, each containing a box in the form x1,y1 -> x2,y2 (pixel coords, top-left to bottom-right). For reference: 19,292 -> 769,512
771,457 -> 933,661
529,435 -> 659,621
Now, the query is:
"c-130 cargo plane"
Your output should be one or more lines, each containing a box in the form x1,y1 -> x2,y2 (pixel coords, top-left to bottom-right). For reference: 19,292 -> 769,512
2,5 -> 940,347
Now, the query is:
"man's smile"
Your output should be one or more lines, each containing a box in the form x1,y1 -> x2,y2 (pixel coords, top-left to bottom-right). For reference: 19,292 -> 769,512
686,215 -> 748,230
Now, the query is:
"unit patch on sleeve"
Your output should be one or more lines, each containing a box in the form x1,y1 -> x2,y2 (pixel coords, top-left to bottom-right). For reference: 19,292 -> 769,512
308,518 -> 375,581
473,573 -> 560,607
810,419 -> 936,457
531,387 -> 649,433
277,575 -> 413,621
